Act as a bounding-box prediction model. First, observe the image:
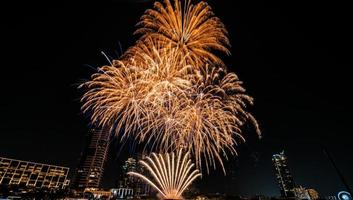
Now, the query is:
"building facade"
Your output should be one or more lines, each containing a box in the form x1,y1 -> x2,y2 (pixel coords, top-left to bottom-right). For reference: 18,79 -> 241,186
72,127 -> 112,190
272,151 -> 295,197
119,158 -> 137,188
111,188 -> 134,199
0,157 -> 69,189
117,156 -> 152,198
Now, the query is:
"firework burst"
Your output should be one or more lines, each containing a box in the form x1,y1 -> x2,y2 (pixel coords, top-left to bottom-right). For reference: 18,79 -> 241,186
125,0 -> 230,68
128,150 -> 202,200
142,67 -> 260,172
81,0 -> 260,174
81,46 -> 194,140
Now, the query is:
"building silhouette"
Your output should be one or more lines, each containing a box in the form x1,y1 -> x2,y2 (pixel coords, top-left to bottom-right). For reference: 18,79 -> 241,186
72,127 -> 112,190
117,155 -> 152,198
0,157 -> 69,189
119,157 -> 137,188
272,151 -> 295,197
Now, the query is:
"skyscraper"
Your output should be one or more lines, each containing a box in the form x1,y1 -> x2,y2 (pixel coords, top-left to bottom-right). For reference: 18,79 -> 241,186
72,127 -> 112,190
272,151 -> 295,197
117,155 -> 152,198
120,157 -> 137,188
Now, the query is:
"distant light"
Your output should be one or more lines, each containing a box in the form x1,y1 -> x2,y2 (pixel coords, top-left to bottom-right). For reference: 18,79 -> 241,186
338,191 -> 352,200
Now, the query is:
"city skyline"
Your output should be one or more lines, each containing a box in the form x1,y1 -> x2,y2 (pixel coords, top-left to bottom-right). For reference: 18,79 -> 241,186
1,0 -> 352,198
0,147 -> 349,197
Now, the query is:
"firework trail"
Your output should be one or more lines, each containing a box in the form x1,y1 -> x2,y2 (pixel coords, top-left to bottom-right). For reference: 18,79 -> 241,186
124,0 -> 230,69
81,0 -> 260,173
128,150 -> 201,200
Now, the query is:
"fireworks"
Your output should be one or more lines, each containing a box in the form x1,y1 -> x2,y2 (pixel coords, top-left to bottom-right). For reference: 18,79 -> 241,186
125,0 -> 230,68
161,67 -> 260,172
81,0 -> 260,174
81,46 -> 194,140
127,150 -> 201,200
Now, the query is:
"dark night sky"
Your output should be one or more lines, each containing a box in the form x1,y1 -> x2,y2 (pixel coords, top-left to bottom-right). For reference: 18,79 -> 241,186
1,0 -> 352,197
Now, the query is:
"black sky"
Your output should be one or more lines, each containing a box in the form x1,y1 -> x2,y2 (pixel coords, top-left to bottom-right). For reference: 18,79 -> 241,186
1,0 -> 352,197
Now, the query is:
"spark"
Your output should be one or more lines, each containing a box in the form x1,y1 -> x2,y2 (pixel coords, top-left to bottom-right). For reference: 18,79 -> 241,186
125,0 -> 230,69
80,0 -> 260,174
148,67 -> 261,173
128,150 -> 202,200
81,46 -> 260,172
81,46 -> 194,141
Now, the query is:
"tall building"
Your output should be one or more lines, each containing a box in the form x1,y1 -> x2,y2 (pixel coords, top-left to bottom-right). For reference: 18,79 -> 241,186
0,157 -> 69,189
73,127 -> 112,190
117,156 -> 152,198
120,158 -> 137,188
272,151 -> 295,197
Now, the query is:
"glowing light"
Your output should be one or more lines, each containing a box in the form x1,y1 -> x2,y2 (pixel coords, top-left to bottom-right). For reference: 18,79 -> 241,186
80,0 -> 260,173
125,0 -> 230,68
127,150 -> 201,200
338,191 -> 352,200
81,47 -> 194,141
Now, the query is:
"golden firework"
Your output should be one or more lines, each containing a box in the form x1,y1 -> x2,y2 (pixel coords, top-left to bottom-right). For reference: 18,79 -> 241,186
81,0 -> 260,174
81,46 -> 194,141
126,0 -> 230,68
128,150 -> 201,200
143,67 -> 260,173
